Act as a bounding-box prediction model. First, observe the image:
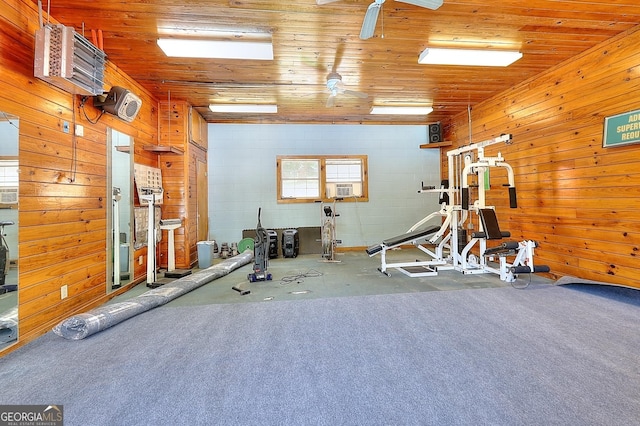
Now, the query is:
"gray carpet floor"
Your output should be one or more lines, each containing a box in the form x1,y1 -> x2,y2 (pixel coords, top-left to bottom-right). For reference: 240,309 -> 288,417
1,280 -> 639,425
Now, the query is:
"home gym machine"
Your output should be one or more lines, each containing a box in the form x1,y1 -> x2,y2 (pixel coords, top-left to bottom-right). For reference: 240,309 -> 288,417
367,134 -> 549,283
248,208 -> 272,282
320,198 -> 342,262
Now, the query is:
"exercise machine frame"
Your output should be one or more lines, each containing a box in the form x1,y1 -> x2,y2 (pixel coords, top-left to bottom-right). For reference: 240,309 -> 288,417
320,198 -> 342,263
367,134 -> 549,282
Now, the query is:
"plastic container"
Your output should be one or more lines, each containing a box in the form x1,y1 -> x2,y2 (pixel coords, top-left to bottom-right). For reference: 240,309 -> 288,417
197,241 -> 216,268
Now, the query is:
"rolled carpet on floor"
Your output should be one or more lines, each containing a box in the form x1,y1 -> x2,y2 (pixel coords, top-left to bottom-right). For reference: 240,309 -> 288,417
52,249 -> 253,340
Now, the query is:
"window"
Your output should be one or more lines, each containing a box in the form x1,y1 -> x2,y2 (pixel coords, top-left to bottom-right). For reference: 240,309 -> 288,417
277,155 -> 368,203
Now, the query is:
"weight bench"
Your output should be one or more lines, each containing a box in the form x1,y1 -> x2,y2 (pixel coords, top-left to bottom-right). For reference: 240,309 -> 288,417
366,225 -> 447,277
366,226 -> 440,256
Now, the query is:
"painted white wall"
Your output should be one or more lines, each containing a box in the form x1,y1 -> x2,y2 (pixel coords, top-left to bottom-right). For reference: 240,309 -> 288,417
111,130 -> 132,244
207,124 -> 442,248
0,120 -> 19,258
0,121 -> 19,156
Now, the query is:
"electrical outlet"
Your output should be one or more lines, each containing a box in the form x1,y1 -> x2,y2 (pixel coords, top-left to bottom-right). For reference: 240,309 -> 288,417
75,124 -> 84,136
61,285 -> 68,299
139,255 -> 144,265
63,121 -> 70,133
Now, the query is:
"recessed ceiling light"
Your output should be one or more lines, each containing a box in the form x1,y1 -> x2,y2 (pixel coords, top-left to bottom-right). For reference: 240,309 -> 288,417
399,0 -> 443,9
418,48 -> 522,66
209,104 -> 278,113
157,38 -> 273,60
370,106 -> 434,115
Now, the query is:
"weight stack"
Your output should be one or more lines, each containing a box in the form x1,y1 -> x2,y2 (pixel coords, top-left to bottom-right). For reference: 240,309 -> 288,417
282,229 -> 299,258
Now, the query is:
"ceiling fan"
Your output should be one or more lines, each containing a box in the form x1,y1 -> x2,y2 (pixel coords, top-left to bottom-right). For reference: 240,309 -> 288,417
317,0 -> 444,40
322,43 -> 368,107
325,72 -> 368,107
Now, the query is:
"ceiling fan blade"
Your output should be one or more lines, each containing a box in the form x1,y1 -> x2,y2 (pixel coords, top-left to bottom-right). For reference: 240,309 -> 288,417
395,0 -> 443,10
343,89 -> 369,99
316,0 -> 342,4
326,94 -> 336,108
332,43 -> 345,73
360,1 -> 382,40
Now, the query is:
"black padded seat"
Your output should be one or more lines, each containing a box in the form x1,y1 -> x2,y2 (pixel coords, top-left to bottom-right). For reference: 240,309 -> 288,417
478,209 -> 505,240
366,226 -> 440,256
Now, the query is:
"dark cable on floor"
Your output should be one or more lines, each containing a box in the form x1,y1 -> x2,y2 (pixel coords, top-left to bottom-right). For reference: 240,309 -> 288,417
279,269 -> 323,285
511,272 -> 532,289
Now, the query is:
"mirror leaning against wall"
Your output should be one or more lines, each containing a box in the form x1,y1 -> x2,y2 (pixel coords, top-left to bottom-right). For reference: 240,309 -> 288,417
107,128 -> 134,293
0,110 -> 19,350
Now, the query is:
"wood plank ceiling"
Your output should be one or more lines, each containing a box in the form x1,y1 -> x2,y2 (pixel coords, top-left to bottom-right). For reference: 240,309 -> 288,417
40,0 -> 640,125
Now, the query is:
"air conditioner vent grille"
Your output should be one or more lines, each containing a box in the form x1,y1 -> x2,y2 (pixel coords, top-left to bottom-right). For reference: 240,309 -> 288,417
336,183 -> 353,197
0,188 -> 18,204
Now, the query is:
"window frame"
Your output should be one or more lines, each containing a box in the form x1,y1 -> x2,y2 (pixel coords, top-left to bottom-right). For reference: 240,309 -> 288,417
276,154 -> 369,203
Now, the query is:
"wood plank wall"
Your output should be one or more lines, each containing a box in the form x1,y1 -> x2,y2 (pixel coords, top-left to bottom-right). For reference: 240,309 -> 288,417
186,142 -> 208,267
157,101 -> 208,269
0,0 -> 160,355
442,25 -> 640,289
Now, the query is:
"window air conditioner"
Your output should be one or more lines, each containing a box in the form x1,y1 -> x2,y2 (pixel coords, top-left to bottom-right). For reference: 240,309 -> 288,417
0,188 -> 18,204
336,183 -> 354,197
34,24 -> 106,96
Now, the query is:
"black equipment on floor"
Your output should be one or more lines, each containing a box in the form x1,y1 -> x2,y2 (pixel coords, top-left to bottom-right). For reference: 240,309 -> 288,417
0,221 -> 14,288
282,229 -> 299,258
0,245 -> 7,287
267,230 -> 278,259
248,208 -> 272,282
232,285 -> 250,296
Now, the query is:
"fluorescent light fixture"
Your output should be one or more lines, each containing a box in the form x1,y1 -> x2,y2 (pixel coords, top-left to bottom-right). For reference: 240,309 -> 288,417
370,106 -> 433,115
398,0 -> 443,10
418,48 -> 522,66
209,104 -> 278,113
157,38 -> 273,60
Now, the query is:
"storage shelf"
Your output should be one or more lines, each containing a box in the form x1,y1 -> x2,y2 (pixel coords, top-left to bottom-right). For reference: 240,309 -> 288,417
143,145 -> 184,155
419,141 -> 452,149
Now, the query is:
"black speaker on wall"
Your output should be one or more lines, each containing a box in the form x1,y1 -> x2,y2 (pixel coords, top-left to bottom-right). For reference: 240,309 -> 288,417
428,122 -> 443,143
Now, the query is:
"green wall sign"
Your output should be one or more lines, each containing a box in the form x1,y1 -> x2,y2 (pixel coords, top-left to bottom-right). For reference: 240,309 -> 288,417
603,109 -> 640,148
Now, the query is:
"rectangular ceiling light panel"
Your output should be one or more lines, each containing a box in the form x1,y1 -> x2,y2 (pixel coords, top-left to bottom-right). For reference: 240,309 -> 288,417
418,48 -> 522,66
398,0 -> 444,10
157,38 -> 273,60
370,106 -> 433,115
209,104 -> 278,113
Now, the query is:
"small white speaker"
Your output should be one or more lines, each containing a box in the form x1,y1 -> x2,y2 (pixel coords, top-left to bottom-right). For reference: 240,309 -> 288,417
95,86 -> 142,122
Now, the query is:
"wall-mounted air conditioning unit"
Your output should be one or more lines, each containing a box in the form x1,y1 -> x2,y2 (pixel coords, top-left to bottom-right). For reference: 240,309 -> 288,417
34,24 -> 106,96
0,188 -> 18,204
336,183 -> 354,197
